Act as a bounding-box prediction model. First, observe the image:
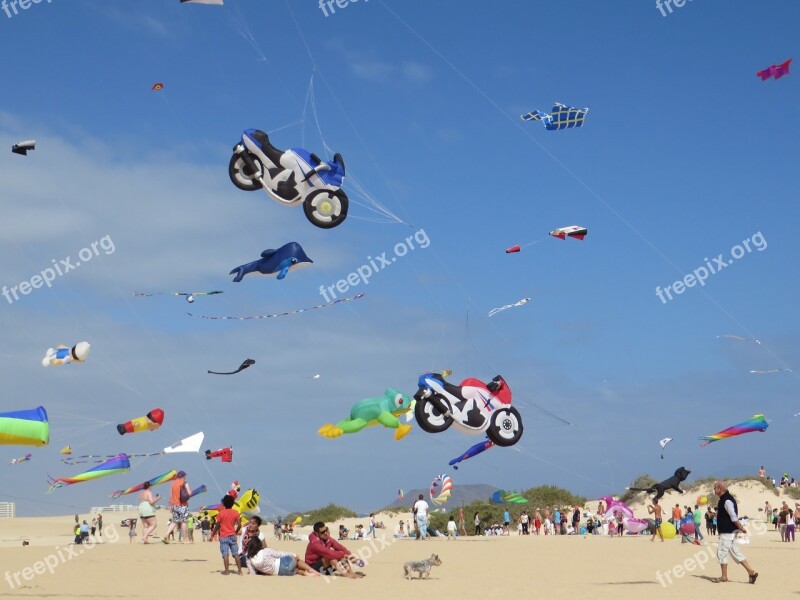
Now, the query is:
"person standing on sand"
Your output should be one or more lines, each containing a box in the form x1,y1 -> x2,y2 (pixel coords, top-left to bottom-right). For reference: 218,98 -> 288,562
671,504 -> 682,527
163,470 -> 191,544
474,512 -> 481,536
97,514 -> 103,541
457,507 -> 467,536
648,500 -> 664,542
572,506 -> 581,535
138,481 -> 160,543
413,494 -> 429,540
692,505 -> 704,542
758,466 -> 766,478
712,481 -> 758,584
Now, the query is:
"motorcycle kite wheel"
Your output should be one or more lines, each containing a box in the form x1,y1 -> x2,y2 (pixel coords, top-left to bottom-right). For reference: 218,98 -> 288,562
414,395 -> 453,434
303,189 -> 348,229
486,406 -> 523,447
228,153 -> 263,192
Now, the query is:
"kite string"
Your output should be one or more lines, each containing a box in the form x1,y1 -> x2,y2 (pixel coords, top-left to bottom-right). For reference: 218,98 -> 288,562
375,0 -> 798,386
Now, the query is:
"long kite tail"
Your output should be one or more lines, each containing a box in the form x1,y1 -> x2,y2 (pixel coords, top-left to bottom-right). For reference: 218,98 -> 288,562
47,476 -> 64,494
188,293 -> 365,320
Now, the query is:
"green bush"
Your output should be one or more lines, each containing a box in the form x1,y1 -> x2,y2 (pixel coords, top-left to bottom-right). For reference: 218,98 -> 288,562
619,475 -> 657,505
424,485 -> 586,536
295,503 -> 357,525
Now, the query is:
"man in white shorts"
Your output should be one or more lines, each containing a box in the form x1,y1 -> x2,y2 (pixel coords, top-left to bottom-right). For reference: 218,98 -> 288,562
712,481 -> 758,584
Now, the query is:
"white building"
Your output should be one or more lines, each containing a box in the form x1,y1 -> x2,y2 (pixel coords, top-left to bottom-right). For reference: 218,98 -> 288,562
90,504 -> 136,514
0,502 -> 16,518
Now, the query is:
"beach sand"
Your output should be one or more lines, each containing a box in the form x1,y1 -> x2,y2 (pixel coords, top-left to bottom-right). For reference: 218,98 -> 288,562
1,481 -> 797,599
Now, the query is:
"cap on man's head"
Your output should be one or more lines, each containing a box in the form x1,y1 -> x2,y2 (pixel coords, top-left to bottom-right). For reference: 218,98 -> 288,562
177,470 -> 186,477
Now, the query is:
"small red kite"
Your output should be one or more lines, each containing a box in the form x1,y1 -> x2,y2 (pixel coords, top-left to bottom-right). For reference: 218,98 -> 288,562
151,83 -> 164,91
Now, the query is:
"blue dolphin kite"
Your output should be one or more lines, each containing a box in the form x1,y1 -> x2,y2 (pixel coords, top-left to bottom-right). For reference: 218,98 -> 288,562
230,242 -> 313,282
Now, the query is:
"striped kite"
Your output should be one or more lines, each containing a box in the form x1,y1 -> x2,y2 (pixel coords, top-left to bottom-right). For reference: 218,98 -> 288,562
429,474 -> 453,505
0,406 -> 49,447
110,469 -> 177,499
491,490 -> 528,504
700,414 -> 768,447
49,453 -> 130,492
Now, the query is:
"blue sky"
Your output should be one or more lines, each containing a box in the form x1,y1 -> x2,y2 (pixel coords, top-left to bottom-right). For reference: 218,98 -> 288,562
1,0 -> 798,517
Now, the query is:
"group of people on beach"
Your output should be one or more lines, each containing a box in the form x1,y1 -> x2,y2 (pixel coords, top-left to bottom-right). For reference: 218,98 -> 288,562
766,499 -> 799,542
72,514 -> 102,544
211,493 -> 364,578
131,470 -> 213,544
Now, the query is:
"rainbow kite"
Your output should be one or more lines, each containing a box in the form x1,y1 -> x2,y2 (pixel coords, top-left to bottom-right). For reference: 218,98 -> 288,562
0,406 -> 49,447
700,414 -> 768,447
189,485 -> 207,499
48,453 -> 130,493
110,469 -> 177,499
430,474 -> 453,505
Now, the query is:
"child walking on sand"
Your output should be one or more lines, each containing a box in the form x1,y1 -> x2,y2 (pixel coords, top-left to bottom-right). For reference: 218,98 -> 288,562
447,516 -> 456,540
129,519 -> 137,543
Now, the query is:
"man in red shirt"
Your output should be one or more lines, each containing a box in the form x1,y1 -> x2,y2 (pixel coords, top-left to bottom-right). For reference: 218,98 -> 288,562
212,495 -> 242,575
304,522 -> 362,578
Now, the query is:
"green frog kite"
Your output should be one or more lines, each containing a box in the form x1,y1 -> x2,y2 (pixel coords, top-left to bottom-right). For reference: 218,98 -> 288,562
319,388 -> 413,441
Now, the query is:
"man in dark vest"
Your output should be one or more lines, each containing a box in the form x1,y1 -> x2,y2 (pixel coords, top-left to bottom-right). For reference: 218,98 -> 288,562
712,481 -> 758,584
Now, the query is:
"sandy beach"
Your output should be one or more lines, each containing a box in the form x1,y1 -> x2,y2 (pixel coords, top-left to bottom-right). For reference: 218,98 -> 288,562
1,481 -> 797,599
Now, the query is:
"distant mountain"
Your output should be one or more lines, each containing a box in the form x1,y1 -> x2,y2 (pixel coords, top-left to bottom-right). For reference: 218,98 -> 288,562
381,484 -> 498,511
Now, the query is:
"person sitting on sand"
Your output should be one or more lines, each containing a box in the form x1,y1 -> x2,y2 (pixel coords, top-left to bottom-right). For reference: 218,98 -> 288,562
245,536 -> 319,576
238,516 -> 266,568
305,522 -> 363,578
